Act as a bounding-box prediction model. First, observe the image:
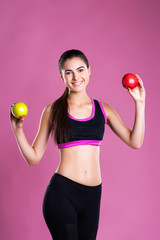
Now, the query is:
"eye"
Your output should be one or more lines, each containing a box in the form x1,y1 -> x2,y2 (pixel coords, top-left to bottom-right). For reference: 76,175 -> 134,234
65,71 -> 72,75
79,68 -> 84,72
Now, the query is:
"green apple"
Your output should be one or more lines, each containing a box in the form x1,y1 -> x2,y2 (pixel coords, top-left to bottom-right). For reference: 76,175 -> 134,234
11,102 -> 28,118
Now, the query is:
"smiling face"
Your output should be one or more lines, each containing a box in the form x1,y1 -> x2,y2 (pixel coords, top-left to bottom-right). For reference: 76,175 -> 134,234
60,57 -> 91,93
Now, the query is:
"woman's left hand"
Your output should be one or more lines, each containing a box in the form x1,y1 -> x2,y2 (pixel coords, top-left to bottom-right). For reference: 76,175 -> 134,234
127,74 -> 146,103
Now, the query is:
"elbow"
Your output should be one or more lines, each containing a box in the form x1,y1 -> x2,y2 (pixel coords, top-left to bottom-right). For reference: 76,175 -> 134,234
28,150 -> 41,167
130,141 -> 143,149
129,133 -> 144,149
28,162 -> 38,167
28,162 -> 36,167
27,158 -> 40,167
131,145 -> 141,149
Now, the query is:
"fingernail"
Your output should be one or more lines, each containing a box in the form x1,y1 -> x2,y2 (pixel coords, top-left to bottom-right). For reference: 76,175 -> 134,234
20,116 -> 24,120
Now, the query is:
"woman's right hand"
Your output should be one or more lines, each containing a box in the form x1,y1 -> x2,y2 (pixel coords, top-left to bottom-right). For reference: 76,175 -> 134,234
10,104 -> 24,133
9,103 -> 52,166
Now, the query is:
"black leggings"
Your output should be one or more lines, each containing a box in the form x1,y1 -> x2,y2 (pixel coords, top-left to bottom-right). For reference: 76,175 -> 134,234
42,173 -> 102,240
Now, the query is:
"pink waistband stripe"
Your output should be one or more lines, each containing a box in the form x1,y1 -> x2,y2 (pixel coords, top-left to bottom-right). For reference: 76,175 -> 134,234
58,140 -> 102,149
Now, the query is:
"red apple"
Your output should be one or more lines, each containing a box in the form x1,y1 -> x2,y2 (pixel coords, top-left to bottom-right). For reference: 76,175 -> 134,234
122,73 -> 139,89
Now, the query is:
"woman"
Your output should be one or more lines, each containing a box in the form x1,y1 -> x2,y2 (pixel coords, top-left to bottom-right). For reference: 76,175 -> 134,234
10,49 -> 146,240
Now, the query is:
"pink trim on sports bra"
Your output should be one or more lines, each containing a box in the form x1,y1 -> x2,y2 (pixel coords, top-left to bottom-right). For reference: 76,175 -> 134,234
58,140 -> 102,149
67,98 -> 95,121
98,101 -> 107,123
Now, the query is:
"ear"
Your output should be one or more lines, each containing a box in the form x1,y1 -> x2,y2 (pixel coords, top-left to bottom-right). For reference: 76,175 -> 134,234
88,65 -> 91,75
60,74 -> 64,81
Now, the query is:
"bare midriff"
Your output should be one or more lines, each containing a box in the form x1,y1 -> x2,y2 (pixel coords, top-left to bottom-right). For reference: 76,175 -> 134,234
55,144 -> 102,186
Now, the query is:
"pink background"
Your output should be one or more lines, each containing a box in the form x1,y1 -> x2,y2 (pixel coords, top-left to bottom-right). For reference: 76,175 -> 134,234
1,0 -> 160,239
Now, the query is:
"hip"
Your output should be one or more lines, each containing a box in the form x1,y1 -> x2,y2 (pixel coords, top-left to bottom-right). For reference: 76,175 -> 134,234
55,161 -> 102,186
48,172 -> 102,197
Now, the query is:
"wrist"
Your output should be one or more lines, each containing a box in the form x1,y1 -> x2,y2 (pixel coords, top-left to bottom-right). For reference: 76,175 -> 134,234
14,127 -> 24,136
135,99 -> 145,107
135,101 -> 145,113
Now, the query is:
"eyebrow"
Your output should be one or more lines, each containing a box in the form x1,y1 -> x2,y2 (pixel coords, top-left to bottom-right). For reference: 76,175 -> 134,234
64,66 -> 85,72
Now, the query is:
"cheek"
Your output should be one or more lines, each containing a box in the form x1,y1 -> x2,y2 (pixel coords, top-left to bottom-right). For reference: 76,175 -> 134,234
82,72 -> 89,79
84,74 -> 90,81
64,75 -> 72,82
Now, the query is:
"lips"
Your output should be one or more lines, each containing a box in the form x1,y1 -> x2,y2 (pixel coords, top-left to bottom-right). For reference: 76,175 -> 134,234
72,81 -> 83,86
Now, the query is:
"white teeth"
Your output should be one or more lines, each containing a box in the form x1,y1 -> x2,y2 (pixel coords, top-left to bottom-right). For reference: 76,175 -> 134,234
72,81 -> 82,86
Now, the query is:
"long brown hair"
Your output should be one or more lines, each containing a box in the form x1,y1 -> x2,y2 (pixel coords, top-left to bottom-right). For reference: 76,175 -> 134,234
49,49 -> 90,145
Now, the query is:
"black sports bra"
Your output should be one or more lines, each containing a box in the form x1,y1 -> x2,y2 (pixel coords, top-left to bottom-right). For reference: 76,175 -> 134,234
54,98 -> 107,149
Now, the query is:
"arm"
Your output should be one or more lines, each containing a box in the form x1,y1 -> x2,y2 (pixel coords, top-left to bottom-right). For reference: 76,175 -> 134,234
102,74 -> 146,149
10,103 -> 52,166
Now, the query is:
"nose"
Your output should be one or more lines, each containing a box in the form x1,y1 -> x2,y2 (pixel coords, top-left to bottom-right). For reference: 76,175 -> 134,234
73,72 -> 79,80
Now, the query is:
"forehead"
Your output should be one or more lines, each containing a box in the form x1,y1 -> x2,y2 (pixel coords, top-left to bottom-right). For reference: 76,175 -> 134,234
62,57 -> 86,70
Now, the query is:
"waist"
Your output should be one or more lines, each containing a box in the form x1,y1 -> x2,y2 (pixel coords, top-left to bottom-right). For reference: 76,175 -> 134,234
50,173 -> 102,191
55,169 -> 102,186
56,145 -> 101,186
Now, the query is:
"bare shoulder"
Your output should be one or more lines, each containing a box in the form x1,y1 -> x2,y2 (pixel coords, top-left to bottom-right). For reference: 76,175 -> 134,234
40,102 -> 53,121
99,101 -> 113,119
100,101 -> 110,109
44,102 -> 53,113
100,101 -> 123,126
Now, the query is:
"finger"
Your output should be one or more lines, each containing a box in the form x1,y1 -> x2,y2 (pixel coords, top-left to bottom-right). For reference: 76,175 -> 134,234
135,73 -> 141,79
10,112 -> 16,122
10,106 -> 14,115
11,103 -> 16,107
138,79 -> 144,89
10,107 -> 13,115
135,74 -> 143,83
10,104 -> 14,114
135,74 -> 144,88
127,87 -> 133,95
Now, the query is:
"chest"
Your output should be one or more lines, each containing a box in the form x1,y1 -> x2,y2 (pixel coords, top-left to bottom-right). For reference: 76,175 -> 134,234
68,104 -> 93,120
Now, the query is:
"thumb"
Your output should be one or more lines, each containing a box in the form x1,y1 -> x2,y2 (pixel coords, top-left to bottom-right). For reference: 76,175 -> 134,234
127,87 -> 133,96
128,87 -> 131,93
128,87 -> 133,93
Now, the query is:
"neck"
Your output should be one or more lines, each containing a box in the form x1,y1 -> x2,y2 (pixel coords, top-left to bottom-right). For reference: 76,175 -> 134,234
67,90 -> 91,104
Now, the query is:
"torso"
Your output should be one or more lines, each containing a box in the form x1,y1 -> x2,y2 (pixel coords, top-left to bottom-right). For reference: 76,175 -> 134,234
56,145 -> 101,186
55,97 -> 102,186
